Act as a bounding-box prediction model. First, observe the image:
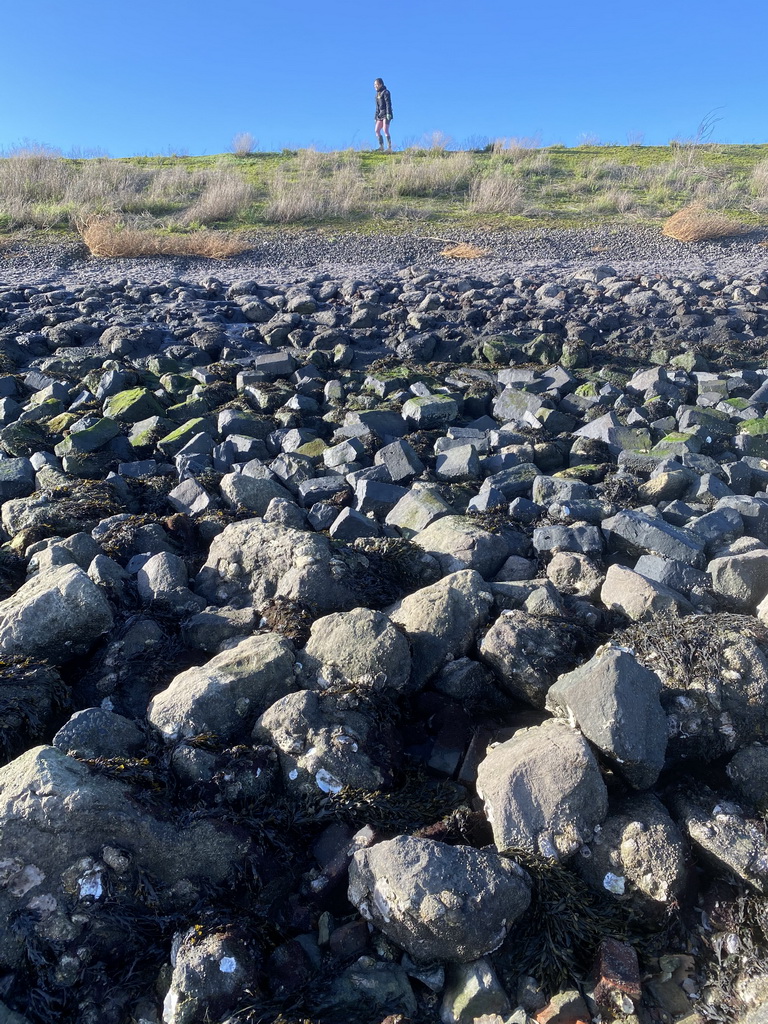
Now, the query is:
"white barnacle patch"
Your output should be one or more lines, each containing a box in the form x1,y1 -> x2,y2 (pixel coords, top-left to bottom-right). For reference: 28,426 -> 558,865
163,988 -> 179,1021
78,868 -> 104,901
219,956 -> 237,973
537,834 -> 559,860
315,768 -> 342,794
1,860 -> 46,898
288,769 -> 299,780
335,734 -> 359,753
603,872 -> 626,895
372,880 -> 394,923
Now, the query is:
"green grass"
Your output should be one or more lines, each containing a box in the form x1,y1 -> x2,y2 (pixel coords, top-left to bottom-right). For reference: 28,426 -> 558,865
1,142 -> 768,241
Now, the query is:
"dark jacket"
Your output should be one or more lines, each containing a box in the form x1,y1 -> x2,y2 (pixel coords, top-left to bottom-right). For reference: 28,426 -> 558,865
375,87 -> 393,121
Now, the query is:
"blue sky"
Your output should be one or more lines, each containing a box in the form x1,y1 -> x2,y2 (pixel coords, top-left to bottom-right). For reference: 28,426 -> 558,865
3,0 -> 767,156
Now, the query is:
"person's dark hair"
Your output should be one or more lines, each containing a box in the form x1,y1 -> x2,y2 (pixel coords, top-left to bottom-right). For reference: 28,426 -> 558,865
375,78 -> 384,87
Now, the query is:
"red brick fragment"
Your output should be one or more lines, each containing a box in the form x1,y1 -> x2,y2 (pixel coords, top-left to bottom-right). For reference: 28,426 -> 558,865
592,936 -> 642,1009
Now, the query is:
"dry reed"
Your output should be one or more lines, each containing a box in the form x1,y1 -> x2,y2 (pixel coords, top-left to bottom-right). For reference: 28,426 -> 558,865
78,218 -> 248,259
661,204 -> 746,242
440,242 -> 490,258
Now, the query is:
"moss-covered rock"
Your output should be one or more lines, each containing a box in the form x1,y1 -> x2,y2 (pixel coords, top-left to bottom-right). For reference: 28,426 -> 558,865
740,417 -> 768,436
157,417 -> 214,457
129,415 -> 174,452
165,394 -> 212,423
295,438 -> 327,458
54,418 -> 121,456
103,387 -> 166,423
0,419 -> 45,459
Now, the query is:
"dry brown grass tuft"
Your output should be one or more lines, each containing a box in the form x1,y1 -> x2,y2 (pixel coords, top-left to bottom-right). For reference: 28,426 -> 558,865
662,204 -> 746,242
440,242 -> 490,258
180,171 -> 255,225
78,218 -> 248,259
264,161 -> 365,223
468,171 -> 537,215
378,151 -> 474,198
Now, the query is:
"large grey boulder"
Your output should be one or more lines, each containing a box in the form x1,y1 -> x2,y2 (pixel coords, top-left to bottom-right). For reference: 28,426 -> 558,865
545,646 -> 667,789
411,516 -> 509,579
195,519 -> 360,615
476,719 -> 608,858
219,470 -> 293,515
546,551 -> 604,600
600,564 -> 692,621
727,743 -> 768,811
298,608 -> 412,693
0,746 -> 247,968
348,836 -> 530,963
148,633 -> 296,743
0,564 -> 113,664
254,688 -> 398,796
136,551 -> 206,616
672,788 -> 768,894
402,394 -> 459,428
0,457 -> 35,502
478,610 -> 584,708
708,549 -> 768,612
603,509 -> 705,567
576,795 -> 687,913
385,484 -> 454,538
388,570 -> 493,689
324,960 -> 417,1016
52,708 -> 145,760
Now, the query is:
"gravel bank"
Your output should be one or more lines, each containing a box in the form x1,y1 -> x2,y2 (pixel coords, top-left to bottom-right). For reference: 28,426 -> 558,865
4,224 -> 768,289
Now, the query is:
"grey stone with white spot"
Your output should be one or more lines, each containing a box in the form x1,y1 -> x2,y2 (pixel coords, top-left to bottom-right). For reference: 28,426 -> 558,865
476,718 -> 608,859
253,688 -> 397,796
348,836 -> 531,963
148,632 -> 296,743
546,646 -> 667,789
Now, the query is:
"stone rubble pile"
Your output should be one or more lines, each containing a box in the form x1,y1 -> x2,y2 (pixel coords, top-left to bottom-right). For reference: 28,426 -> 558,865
0,265 -> 767,1023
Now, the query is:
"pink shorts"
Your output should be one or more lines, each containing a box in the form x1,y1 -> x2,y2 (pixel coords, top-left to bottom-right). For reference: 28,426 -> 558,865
375,119 -> 391,135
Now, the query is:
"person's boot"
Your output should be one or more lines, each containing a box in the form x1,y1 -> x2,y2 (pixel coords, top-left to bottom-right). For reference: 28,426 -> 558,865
377,137 -> 384,151
386,138 -> 392,152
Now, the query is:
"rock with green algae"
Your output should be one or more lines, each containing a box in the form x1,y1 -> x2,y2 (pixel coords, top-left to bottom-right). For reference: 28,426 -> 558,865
740,416 -> 768,435
102,387 -> 165,423
0,421 -> 47,458
157,417 -> 215,457
128,414 -> 174,451
440,959 -> 512,1024
54,417 -> 121,455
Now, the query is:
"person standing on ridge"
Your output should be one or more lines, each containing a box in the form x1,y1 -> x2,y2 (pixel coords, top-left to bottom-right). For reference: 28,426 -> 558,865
374,78 -> 393,151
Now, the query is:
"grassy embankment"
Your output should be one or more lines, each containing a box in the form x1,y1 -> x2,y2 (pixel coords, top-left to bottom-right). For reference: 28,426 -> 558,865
1,142 -> 768,255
